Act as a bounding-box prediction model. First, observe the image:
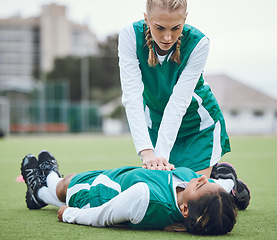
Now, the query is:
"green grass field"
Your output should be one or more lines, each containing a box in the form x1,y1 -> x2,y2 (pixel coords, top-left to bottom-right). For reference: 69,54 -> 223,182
0,134 -> 276,240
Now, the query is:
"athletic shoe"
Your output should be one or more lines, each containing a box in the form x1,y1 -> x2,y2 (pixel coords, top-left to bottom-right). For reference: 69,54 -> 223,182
211,162 -> 237,180
232,179 -> 251,210
210,164 -> 218,179
38,150 -> 61,186
21,154 -> 47,209
211,162 -> 251,210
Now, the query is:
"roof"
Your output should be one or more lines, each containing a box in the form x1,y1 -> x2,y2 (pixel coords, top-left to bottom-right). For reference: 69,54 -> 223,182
204,74 -> 277,109
0,79 -> 34,93
100,97 -> 122,116
0,17 -> 39,27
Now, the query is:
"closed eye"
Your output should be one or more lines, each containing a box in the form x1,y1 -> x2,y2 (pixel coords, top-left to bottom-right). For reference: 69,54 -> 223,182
196,183 -> 205,190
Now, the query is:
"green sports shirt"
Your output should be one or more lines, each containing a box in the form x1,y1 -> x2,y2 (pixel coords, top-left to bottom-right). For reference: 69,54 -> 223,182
64,166 -> 215,229
133,20 -> 222,137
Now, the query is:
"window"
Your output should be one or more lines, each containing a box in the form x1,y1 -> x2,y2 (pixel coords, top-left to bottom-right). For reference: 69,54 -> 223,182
230,110 -> 239,117
253,110 -> 264,117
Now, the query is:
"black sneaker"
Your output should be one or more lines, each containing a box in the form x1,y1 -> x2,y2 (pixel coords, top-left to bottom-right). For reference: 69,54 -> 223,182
210,164 -> 218,179
38,150 -> 61,186
211,162 -> 250,210
21,154 -> 47,209
211,162 -> 238,180
232,179 -> 251,210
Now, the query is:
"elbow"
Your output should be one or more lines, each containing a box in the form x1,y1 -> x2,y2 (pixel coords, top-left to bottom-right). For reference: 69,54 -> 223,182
121,94 -> 143,109
129,183 -> 150,225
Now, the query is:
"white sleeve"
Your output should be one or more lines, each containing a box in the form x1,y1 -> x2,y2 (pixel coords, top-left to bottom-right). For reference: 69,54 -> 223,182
154,37 -> 210,160
62,182 -> 150,227
118,25 -> 154,154
213,179 -> 234,193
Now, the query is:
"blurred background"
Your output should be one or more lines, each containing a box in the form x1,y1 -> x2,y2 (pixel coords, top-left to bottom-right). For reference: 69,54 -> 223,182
0,0 -> 276,137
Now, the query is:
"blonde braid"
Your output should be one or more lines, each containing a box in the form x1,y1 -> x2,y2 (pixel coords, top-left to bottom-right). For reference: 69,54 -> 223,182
145,28 -> 159,67
170,34 -> 182,65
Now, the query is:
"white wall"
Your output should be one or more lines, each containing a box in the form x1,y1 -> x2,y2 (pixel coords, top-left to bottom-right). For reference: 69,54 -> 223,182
223,109 -> 277,135
102,118 -> 125,135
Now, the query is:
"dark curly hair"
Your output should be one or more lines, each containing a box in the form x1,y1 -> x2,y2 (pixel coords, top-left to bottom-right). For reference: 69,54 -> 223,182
164,189 -> 237,235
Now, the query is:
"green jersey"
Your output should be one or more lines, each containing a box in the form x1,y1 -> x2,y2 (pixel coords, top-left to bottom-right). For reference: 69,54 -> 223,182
66,166 -> 214,229
133,20 -> 222,137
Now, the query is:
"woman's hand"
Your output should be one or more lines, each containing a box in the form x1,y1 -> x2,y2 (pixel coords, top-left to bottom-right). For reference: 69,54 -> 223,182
57,205 -> 69,222
140,149 -> 175,171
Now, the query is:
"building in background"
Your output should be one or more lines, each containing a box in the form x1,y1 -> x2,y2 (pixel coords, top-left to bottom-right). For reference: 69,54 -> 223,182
100,74 -> 277,136
0,3 -> 98,91
0,4 -> 276,136
0,3 -> 100,135
205,74 -> 277,135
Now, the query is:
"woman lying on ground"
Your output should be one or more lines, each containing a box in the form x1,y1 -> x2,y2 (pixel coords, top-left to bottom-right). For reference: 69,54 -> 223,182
21,151 -> 238,235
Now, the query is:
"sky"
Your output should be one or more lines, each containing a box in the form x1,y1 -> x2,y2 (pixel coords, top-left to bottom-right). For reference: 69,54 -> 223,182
0,0 -> 276,99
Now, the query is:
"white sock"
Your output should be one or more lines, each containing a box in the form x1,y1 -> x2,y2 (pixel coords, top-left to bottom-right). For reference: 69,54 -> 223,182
46,171 -> 64,203
213,178 -> 234,193
38,187 -> 64,207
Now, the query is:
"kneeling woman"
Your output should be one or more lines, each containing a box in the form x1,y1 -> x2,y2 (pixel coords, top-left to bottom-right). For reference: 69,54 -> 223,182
21,151 -> 237,236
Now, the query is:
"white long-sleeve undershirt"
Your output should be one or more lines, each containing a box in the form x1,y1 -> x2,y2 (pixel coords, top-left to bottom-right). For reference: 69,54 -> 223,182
62,175 -> 233,228
118,24 -> 210,160
63,182 -> 150,227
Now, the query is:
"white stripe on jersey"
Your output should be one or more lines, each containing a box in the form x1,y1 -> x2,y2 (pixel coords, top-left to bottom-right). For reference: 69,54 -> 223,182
91,174 -> 121,193
210,120 -> 222,166
66,174 -> 121,206
193,92 -> 214,131
66,183 -> 90,205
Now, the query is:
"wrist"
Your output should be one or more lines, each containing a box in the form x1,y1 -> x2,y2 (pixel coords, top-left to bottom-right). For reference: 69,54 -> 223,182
140,149 -> 154,159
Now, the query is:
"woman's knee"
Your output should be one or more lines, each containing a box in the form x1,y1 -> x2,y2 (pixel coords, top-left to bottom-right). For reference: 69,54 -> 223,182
196,167 -> 212,178
56,173 -> 76,202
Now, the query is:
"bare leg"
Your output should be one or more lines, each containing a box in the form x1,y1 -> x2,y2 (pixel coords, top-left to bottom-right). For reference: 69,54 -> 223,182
56,173 -> 76,203
196,166 -> 212,178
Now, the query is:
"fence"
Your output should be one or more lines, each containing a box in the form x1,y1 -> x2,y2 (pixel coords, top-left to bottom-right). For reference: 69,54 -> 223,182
0,96 -> 10,136
9,100 -> 101,133
7,81 -> 102,133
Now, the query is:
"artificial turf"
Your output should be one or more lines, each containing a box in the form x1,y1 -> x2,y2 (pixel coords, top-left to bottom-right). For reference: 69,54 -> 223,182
0,134 -> 276,240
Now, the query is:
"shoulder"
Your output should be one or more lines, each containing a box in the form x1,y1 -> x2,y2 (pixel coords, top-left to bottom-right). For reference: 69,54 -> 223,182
119,23 -> 135,38
172,167 -> 200,180
180,25 -> 210,55
183,24 -> 206,38
118,23 -> 136,50
119,20 -> 147,50
132,19 -> 146,32
173,167 -> 196,174
119,19 -> 146,37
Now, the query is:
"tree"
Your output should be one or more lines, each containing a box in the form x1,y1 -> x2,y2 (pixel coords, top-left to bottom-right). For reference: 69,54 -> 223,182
46,34 -> 121,103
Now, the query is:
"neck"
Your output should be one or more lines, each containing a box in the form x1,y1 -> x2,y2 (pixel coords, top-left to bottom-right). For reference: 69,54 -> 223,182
176,186 -> 185,207
154,42 -> 168,56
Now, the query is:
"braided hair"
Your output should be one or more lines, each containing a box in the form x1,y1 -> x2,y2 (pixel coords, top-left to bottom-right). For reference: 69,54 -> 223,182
145,0 -> 186,67
145,28 -> 182,67
145,28 -> 159,67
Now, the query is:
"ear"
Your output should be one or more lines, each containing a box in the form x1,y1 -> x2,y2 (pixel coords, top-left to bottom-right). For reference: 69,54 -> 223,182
180,203 -> 189,218
144,12 -> 149,25
184,12 -> 188,21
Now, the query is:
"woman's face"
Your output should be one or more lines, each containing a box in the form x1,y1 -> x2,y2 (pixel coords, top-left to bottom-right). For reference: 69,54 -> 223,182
144,6 -> 187,55
180,175 -> 224,207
